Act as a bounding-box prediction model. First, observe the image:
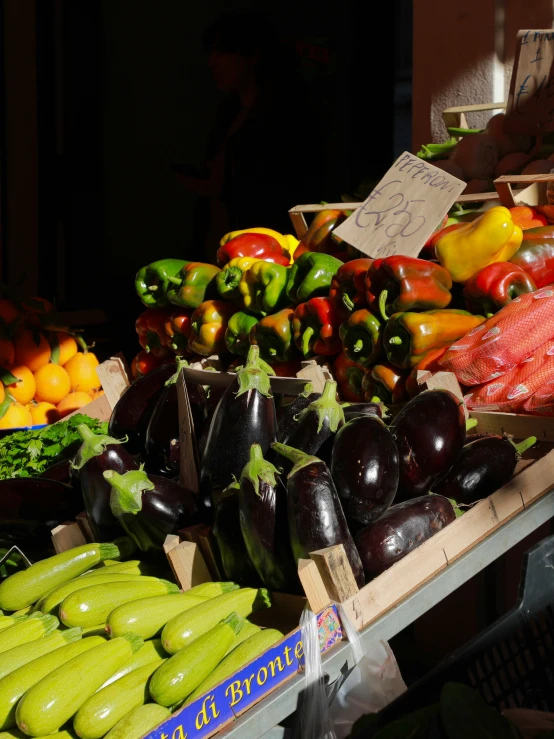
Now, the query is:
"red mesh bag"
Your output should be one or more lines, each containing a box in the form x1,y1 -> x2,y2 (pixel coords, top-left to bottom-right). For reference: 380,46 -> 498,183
522,379 -> 554,416
440,287 -> 554,385
464,339 -> 554,412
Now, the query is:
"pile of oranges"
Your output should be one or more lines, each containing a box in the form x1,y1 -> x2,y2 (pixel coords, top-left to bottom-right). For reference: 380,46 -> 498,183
0,297 -> 104,429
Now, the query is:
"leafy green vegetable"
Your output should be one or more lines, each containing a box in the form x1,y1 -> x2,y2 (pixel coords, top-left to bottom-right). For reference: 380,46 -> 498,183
0,414 -> 108,479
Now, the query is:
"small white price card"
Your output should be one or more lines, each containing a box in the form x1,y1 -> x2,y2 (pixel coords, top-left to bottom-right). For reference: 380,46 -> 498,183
334,151 -> 465,259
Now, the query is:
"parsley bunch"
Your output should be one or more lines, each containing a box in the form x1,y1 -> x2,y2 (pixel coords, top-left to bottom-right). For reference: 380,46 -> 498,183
0,414 -> 108,479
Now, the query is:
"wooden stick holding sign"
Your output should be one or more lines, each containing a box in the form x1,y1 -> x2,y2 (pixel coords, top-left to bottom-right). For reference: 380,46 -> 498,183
95,357 -> 130,410
332,151 -> 466,259
176,370 -> 200,493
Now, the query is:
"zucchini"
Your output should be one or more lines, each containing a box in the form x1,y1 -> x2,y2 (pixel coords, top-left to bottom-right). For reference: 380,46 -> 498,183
1,732 -> 77,739
9,607 -> 32,617
0,543 -> 124,611
0,613 -> 58,655
80,625 -> 107,638
0,627 -> 82,680
60,579 -> 179,628
186,582 -> 239,598
99,638 -> 167,689
0,635 -> 104,730
0,616 -> 26,633
104,703 -> 170,739
82,560 -> 142,577
106,593 -> 207,640
73,659 -> 164,738
161,587 -> 270,654
224,619 -> 260,656
40,574 -> 160,615
151,612 -> 243,706
187,628 -> 284,704
15,633 -> 143,737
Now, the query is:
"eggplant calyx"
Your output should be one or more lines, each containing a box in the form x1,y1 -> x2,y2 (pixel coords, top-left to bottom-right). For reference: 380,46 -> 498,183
240,444 -> 279,498
295,380 -> 344,433
378,290 -> 389,321
235,345 -> 272,398
271,442 -> 320,477
465,418 -> 478,431
71,424 -> 127,470
509,435 -> 537,457
104,469 -> 155,518
166,357 -> 190,387
300,382 -> 314,398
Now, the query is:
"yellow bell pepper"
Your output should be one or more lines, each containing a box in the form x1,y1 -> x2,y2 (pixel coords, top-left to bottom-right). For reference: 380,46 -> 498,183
436,206 -> 523,284
220,228 -> 299,258
215,256 -> 261,301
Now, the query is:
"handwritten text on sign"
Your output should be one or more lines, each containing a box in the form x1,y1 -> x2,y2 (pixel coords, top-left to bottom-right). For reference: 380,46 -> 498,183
505,30 -> 554,135
334,152 -> 465,259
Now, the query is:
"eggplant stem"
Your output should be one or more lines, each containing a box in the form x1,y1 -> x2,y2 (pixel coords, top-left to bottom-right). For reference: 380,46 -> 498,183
389,336 -> 402,345
271,442 -> 320,476
379,290 -> 389,321
236,344 -> 272,398
342,292 -> 354,312
511,436 -> 537,456
447,126 -> 484,136
465,418 -> 478,431
302,326 -> 314,356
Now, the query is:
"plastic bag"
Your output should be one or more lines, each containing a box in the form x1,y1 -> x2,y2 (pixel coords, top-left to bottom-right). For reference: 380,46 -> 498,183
327,605 -> 407,739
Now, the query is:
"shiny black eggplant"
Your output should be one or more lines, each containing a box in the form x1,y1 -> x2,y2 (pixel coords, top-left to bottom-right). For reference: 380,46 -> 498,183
433,434 -> 536,505
0,520 -> 56,561
200,346 -> 277,512
342,402 -> 386,424
103,468 -> 199,555
277,384 -> 321,441
272,442 -> 365,588
108,363 -> 176,454
331,416 -> 399,525
213,481 -> 260,586
239,445 -> 298,592
72,424 -> 139,541
391,389 -> 466,501
38,458 -> 73,484
355,495 -> 456,580
0,478 -> 82,524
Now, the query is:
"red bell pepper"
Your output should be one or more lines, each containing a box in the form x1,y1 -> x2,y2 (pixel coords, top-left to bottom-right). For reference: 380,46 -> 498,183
362,362 -> 408,405
164,310 -> 193,355
216,233 -> 290,267
135,307 -> 173,358
509,206 -> 548,230
329,258 -> 373,318
420,222 -> 464,259
463,262 -> 536,316
292,298 -> 343,357
296,209 -> 351,258
264,359 -> 302,377
333,352 -> 365,402
405,347 -> 448,398
131,350 -> 174,379
366,256 -> 453,321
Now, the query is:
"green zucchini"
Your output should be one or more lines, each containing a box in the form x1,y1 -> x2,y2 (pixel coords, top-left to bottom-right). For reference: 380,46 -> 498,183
0,613 -> 58,655
9,607 -> 32,617
80,625 -> 107,638
0,543 -> 124,611
224,619 -> 260,656
73,659 -> 164,738
0,729 -> 25,738
60,580 -> 179,628
186,628 -> 284,704
106,593 -> 207,640
104,703 -> 170,739
40,574 -> 160,615
15,633 -> 143,737
150,612 -> 244,706
186,582 -> 239,598
99,638 -> 167,689
82,560 -> 142,577
0,616 -> 26,632
161,588 -> 270,654
0,635 -> 104,730
1,731 -> 77,739
0,627 -> 82,680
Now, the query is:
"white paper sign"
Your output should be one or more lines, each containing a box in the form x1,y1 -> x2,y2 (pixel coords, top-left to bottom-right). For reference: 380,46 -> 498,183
334,151 -> 465,259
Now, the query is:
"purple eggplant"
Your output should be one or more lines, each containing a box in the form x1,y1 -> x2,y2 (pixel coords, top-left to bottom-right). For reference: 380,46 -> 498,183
355,495 -> 456,579
433,435 -> 536,505
239,445 -> 298,592
71,424 -> 139,541
342,402 -> 386,423
38,459 -> 73,485
103,468 -> 198,555
213,481 -> 260,586
277,383 -> 321,441
108,363 -> 176,455
391,390 -> 466,502
200,346 -> 277,513
272,442 -> 365,588
331,416 -> 399,525
0,478 -> 81,524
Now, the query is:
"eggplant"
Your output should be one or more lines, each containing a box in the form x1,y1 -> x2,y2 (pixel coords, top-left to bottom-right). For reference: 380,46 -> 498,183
200,345 -> 277,512
108,363 -> 176,454
0,521 -> 56,561
213,481 -> 260,586
103,469 -> 199,556
0,477 -> 82,524
433,435 -> 536,505
272,442 -> 365,588
38,459 -> 73,484
277,383 -> 321,441
239,445 -> 298,592
342,402 -> 386,423
355,495 -> 456,579
331,416 -> 399,525
391,390 -> 466,501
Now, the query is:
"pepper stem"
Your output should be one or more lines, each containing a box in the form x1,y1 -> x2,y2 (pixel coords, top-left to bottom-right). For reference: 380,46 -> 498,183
240,444 -> 279,497
236,345 -> 272,398
104,469 -> 155,518
167,276 -> 182,285
71,424 -> 126,470
271,442 -> 320,477
379,290 -> 389,321
353,339 -> 363,352
389,336 -> 402,345
295,379 -> 344,432
510,436 -> 537,456
342,292 -> 354,312
466,418 -> 477,431
301,326 -> 314,357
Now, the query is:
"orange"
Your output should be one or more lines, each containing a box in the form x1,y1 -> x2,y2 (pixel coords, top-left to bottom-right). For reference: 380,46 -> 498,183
34,364 -> 71,404
29,401 -> 60,425
64,352 -> 100,393
0,402 -> 33,429
87,388 -> 105,401
0,299 -> 21,326
56,391 -> 92,418
22,296 -> 55,326
52,332 -> 78,366
0,339 -> 15,368
5,365 -> 36,405
13,330 -> 51,372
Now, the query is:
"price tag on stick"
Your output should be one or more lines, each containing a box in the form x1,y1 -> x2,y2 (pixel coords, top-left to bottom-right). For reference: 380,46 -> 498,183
334,151 -> 465,259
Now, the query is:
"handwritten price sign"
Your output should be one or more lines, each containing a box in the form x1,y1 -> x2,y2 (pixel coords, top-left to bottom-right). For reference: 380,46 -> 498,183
334,152 -> 465,259
505,30 -> 554,135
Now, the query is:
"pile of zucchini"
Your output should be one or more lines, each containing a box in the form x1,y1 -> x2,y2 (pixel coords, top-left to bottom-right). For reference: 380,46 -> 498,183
0,541 -> 282,739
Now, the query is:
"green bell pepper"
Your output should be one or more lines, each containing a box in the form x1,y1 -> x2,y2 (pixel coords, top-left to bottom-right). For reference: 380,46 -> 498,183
167,262 -> 221,310
339,308 -> 383,367
224,311 -> 259,356
286,252 -> 343,304
250,307 -> 297,362
238,261 -> 290,315
135,259 -> 189,307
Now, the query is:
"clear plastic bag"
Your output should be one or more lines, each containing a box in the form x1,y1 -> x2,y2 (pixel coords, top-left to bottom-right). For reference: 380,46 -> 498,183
328,604 -> 407,739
